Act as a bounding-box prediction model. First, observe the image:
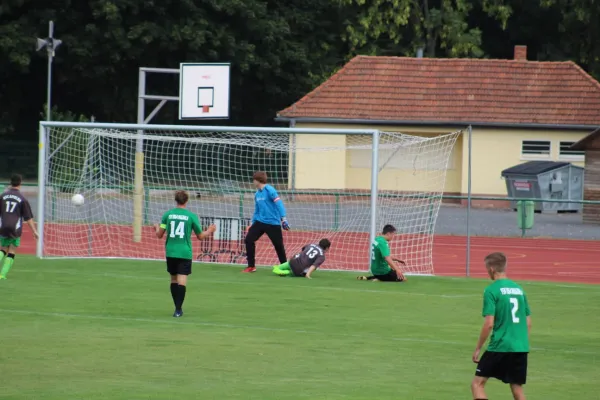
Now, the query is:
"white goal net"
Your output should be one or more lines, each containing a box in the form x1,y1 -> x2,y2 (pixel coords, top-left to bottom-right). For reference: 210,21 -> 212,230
39,123 -> 460,274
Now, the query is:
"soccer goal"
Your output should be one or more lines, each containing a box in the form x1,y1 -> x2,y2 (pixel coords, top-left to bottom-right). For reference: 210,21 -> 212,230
37,122 -> 460,275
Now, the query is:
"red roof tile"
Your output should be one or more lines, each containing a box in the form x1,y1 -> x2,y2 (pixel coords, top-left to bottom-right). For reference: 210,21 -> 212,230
277,56 -> 600,126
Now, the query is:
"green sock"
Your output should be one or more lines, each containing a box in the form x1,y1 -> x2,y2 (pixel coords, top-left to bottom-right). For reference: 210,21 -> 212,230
0,251 -> 5,264
0,255 -> 14,277
278,261 -> 291,271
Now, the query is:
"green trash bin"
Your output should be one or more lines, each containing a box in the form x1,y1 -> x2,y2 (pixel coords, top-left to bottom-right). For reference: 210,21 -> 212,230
517,200 -> 535,236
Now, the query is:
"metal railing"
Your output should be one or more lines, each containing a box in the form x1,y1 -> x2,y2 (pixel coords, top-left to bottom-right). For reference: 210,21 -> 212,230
7,182 -> 600,276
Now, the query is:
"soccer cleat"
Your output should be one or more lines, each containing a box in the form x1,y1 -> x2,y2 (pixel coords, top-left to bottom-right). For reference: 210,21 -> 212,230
242,267 -> 257,273
357,276 -> 368,280
0,275 -> 6,280
173,310 -> 183,318
272,266 -> 288,277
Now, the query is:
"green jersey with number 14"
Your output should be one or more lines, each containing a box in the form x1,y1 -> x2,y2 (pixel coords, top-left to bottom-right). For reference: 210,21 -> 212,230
482,278 -> 531,353
160,208 -> 202,260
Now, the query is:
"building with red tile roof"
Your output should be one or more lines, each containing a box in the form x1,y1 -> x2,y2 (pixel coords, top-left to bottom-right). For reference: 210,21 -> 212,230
277,46 -> 600,204
277,46 -> 600,128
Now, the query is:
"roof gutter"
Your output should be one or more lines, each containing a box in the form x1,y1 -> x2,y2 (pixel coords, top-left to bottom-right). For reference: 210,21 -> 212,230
274,116 -> 600,131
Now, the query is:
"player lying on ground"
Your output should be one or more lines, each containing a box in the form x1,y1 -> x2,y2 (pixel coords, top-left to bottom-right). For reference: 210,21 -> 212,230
155,190 -> 216,317
272,239 -> 331,279
357,224 -> 406,282
471,252 -> 531,400
243,171 -> 290,273
0,174 -> 39,280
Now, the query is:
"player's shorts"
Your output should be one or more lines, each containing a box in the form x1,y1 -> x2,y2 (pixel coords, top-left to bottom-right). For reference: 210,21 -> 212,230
289,259 -> 307,277
166,257 -> 192,276
374,270 -> 403,282
0,237 -> 20,248
475,351 -> 528,385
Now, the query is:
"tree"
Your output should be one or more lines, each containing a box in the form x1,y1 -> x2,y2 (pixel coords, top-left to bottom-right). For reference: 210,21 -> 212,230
539,0 -> 600,79
0,0 -> 350,146
339,0 -> 512,58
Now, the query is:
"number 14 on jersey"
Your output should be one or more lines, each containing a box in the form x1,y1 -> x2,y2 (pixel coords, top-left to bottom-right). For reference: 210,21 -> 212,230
170,221 -> 185,238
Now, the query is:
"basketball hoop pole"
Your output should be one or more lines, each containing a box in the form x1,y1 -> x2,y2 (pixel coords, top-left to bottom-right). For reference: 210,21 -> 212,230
133,65 -> 230,240
134,67 -> 179,242
137,67 -> 180,125
136,63 -> 230,122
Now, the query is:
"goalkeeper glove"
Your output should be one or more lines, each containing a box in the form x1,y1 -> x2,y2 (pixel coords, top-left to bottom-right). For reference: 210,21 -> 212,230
281,217 -> 290,231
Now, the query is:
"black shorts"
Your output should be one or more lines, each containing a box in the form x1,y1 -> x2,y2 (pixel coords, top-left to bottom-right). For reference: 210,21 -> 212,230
166,257 -> 192,276
288,259 -> 307,277
374,270 -> 403,282
475,351 -> 528,385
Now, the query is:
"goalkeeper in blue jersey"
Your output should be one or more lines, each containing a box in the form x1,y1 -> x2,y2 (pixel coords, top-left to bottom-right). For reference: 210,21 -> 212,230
242,171 -> 289,273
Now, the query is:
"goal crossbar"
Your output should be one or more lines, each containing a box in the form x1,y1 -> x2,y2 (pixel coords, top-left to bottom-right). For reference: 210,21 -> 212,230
39,121 -> 379,135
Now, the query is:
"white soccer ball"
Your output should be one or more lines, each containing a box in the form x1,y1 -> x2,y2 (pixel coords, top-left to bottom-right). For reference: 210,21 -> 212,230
71,194 -> 85,206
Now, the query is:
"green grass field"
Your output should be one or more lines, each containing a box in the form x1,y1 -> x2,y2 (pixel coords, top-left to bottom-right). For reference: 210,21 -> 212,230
1,256 -> 598,399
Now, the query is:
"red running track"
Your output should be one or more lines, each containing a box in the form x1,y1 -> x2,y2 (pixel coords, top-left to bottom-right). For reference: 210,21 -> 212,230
16,228 -> 600,285
433,236 -> 600,284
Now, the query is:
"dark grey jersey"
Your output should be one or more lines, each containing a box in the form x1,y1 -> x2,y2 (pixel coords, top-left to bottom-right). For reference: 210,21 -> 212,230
0,188 -> 33,238
289,244 -> 326,276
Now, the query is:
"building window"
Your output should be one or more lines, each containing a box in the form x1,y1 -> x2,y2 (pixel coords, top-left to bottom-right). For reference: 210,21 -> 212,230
559,141 -> 584,160
521,140 -> 551,158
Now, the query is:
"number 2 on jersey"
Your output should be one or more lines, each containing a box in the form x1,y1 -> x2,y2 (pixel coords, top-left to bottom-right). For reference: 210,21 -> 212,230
510,297 -> 520,323
169,221 -> 185,238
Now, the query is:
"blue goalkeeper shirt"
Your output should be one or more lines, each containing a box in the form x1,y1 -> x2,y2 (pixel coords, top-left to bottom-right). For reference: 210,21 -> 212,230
252,184 -> 286,226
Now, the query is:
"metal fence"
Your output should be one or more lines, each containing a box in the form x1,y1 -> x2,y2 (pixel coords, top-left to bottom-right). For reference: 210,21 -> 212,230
7,183 -> 600,278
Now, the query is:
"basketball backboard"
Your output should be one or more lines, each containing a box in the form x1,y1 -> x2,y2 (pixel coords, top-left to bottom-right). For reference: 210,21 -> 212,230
179,63 -> 230,119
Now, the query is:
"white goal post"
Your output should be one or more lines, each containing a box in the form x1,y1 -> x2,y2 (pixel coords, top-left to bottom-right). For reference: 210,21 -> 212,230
37,121 -> 461,274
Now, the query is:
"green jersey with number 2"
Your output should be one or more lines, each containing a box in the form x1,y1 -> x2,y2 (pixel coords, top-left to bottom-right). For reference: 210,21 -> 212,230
482,278 -> 531,352
370,235 -> 391,275
160,208 -> 202,260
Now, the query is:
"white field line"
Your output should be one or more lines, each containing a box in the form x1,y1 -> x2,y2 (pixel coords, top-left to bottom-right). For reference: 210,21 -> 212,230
436,242 -> 600,252
16,268 -> 475,299
17,267 -> 600,298
1,308 -> 597,356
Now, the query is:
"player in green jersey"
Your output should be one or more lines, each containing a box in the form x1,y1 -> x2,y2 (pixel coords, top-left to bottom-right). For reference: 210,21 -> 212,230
472,252 -> 531,400
357,224 -> 406,282
154,191 -> 216,317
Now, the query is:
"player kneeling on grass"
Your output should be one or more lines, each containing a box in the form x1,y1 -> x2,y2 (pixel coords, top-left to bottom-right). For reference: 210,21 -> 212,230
272,239 -> 331,279
357,224 -> 406,282
154,190 -> 216,318
471,252 -> 531,400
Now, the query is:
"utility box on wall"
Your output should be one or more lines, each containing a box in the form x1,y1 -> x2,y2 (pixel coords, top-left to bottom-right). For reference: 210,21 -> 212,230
501,161 -> 584,213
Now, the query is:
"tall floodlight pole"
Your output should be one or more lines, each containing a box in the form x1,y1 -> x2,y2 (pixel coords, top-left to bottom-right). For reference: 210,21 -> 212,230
36,21 -> 62,121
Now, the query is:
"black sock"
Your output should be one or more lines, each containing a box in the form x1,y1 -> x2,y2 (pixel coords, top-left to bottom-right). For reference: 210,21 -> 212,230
170,283 -> 178,307
175,284 -> 186,311
366,276 -> 377,280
